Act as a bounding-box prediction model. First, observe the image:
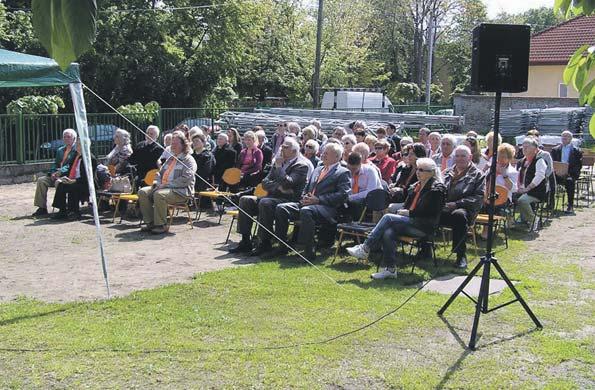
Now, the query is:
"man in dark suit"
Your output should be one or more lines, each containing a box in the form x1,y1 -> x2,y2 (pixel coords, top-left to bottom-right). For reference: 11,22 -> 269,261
274,142 -> 351,261
52,139 -> 98,220
229,137 -> 312,255
551,130 -> 583,213
212,133 -> 237,189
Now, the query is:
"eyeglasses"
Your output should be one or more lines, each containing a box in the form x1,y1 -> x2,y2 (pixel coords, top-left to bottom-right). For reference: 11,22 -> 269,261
305,145 -> 315,149
402,152 -> 409,157
355,132 -> 366,137
343,141 -> 353,145
416,168 -> 433,172
374,146 -> 385,150
281,144 -> 291,148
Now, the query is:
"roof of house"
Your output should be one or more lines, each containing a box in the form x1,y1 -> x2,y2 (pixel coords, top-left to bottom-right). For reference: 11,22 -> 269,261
530,15 -> 595,65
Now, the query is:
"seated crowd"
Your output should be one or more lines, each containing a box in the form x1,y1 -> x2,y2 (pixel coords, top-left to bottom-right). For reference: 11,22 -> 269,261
32,121 -> 584,279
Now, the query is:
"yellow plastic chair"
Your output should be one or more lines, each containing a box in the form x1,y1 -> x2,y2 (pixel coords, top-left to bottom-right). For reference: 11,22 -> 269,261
112,169 -> 159,223
196,167 -> 242,223
225,183 -> 268,243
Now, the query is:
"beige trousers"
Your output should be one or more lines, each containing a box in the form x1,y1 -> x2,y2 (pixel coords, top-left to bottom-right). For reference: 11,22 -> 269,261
34,175 -> 55,209
138,186 -> 188,227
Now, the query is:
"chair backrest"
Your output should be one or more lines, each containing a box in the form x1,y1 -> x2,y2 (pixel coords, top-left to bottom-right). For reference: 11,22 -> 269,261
494,185 -> 509,207
553,161 -> 569,177
222,168 -> 242,186
143,169 -> 159,186
365,189 -> 389,212
108,164 -> 116,177
254,183 -> 268,198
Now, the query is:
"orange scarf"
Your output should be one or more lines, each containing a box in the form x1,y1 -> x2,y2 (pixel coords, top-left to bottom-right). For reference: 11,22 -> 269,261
312,166 -> 329,195
68,154 -> 81,179
352,172 -> 360,194
408,182 -> 423,211
161,159 -> 177,185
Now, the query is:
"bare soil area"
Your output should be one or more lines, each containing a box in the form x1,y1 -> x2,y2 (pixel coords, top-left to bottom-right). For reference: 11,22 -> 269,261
0,182 -> 253,302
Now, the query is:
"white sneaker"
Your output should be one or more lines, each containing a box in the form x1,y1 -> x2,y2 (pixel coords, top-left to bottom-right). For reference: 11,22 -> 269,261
346,244 -> 369,259
371,268 -> 397,280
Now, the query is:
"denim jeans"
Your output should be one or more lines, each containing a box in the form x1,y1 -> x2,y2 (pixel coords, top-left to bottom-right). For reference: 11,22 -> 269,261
364,213 -> 425,268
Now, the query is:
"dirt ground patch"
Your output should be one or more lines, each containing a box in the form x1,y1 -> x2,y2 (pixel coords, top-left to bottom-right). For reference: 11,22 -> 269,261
0,182 -> 253,302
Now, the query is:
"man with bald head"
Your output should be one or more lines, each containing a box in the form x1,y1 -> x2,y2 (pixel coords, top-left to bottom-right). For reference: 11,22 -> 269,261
551,130 -> 583,213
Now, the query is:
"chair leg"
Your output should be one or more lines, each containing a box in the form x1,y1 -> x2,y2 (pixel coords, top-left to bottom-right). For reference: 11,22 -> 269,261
332,231 -> 344,264
185,205 -> 193,229
112,197 -> 121,223
194,195 -> 203,222
225,217 -> 235,244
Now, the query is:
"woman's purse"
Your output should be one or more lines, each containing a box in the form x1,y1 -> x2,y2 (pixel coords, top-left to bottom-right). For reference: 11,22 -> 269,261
109,175 -> 132,193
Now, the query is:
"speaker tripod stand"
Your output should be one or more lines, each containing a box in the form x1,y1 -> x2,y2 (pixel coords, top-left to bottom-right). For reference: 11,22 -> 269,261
437,90 -> 542,350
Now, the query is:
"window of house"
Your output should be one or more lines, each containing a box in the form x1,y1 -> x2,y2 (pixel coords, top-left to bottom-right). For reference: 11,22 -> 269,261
559,83 -> 568,98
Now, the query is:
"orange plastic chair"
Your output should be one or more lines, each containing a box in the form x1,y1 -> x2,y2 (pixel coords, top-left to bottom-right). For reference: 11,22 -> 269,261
196,167 -> 243,223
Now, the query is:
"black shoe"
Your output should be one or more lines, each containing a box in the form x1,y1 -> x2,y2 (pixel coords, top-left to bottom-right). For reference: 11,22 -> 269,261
250,243 -> 272,257
456,254 -> 468,269
51,210 -> 67,220
32,208 -> 48,217
564,207 -> 574,215
67,211 -> 81,221
271,246 -> 290,257
302,249 -> 317,262
228,240 -> 252,254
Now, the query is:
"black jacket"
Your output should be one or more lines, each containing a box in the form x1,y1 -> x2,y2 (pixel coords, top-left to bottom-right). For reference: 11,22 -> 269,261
551,144 -> 583,179
192,150 -> 216,191
443,163 -> 485,217
128,140 -> 162,180
404,178 -> 446,234
260,144 -> 273,168
213,145 -> 237,183
262,157 -> 310,201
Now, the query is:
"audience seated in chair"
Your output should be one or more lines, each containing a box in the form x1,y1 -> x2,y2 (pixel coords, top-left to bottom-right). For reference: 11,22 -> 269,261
229,137 -> 312,256
440,145 -> 485,268
254,128 -> 273,173
32,128 -> 78,217
304,139 -> 321,168
127,125 -> 162,189
551,130 -> 583,213
138,131 -> 197,234
345,152 -> 383,220
369,139 -> 397,183
271,121 -> 288,155
105,128 -> 133,175
274,142 -> 351,261
432,134 -> 456,173
427,132 -> 441,158
514,136 -> 548,231
479,142 -> 518,239
347,158 -> 446,279
388,143 -> 427,211
191,132 -> 216,208
51,139 -> 98,220
237,130 -> 264,188
212,132 -> 237,190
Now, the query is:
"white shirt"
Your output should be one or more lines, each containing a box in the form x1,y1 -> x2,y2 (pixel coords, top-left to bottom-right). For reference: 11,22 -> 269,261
349,163 -> 383,202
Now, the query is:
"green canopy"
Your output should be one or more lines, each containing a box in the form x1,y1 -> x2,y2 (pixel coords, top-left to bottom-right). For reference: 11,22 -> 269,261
0,49 -> 80,88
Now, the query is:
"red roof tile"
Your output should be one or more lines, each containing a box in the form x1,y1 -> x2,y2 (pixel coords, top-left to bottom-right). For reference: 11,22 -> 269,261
530,15 -> 595,65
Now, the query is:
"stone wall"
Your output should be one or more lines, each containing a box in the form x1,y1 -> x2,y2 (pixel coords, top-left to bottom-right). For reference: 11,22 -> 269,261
0,162 -> 52,185
453,94 -> 580,133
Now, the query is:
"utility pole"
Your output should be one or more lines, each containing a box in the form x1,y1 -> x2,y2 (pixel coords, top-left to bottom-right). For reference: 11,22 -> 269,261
312,0 -> 324,109
425,13 -> 435,108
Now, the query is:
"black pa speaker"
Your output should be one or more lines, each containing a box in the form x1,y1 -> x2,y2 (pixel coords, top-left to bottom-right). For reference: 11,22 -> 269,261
471,23 -> 531,93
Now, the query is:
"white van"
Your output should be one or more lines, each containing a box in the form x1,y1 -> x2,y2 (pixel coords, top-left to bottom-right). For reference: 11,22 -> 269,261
321,91 -> 392,112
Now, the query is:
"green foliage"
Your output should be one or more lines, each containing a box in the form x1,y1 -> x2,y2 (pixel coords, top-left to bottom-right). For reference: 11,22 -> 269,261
6,95 -> 65,114
116,101 -> 160,122
31,0 -> 97,70
204,78 -> 239,109
430,83 -> 444,103
555,0 -> 595,138
492,6 -> 564,34
388,82 -> 422,104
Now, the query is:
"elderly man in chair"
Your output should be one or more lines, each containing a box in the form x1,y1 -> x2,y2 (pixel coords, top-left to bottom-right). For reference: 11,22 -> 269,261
32,128 -> 78,217
229,137 -> 313,256
273,142 -> 351,261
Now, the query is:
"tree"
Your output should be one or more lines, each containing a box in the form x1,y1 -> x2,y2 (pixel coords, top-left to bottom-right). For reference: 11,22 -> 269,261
388,82 -> 422,104
6,95 -> 65,115
434,0 -> 487,97
492,6 -> 564,33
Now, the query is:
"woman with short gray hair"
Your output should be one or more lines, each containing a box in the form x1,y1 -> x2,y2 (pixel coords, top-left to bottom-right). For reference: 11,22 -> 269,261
105,128 -> 133,175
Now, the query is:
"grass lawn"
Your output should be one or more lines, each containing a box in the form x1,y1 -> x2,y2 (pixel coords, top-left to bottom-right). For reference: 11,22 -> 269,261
0,226 -> 593,389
